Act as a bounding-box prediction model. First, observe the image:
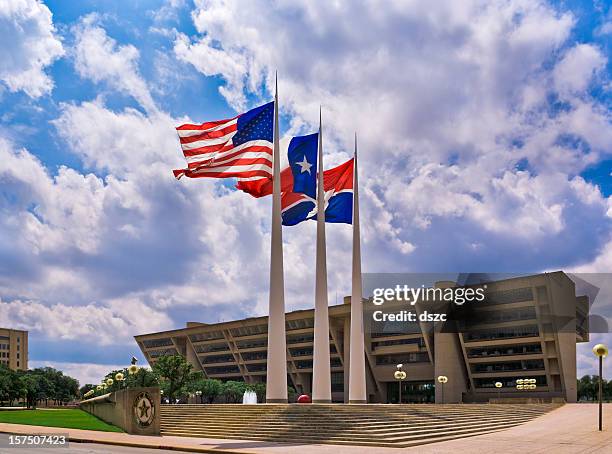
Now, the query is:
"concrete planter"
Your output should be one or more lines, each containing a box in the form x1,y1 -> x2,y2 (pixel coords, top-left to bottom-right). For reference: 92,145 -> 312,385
80,387 -> 160,435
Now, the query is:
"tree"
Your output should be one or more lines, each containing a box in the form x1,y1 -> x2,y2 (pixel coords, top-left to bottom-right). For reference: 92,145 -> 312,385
152,355 -> 193,402
19,372 -> 41,409
288,385 -> 297,402
126,367 -> 158,388
222,380 -> 247,403
578,375 -> 597,401
200,379 -> 223,404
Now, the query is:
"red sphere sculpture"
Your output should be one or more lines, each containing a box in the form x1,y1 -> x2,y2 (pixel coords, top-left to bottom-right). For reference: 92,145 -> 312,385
297,394 -> 311,403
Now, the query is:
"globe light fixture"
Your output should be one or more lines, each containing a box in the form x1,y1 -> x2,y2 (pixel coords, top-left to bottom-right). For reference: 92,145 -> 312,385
437,375 -> 448,404
593,343 -> 608,431
394,365 -> 407,404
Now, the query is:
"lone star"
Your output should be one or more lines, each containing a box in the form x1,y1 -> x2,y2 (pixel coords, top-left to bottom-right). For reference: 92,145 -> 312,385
296,156 -> 312,174
138,399 -> 151,419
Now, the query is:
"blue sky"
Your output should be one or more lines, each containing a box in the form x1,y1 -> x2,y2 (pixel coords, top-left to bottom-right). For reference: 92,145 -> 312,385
0,0 -> 610,385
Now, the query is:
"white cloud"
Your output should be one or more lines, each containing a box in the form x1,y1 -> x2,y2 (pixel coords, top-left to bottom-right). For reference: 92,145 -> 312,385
554,44 -> 607,96
29,360 -> 126,386
72,14 -> 157,113
173,0 -> 612,257
53,99 -> 180,176
0,297 -> 172,345
0,0 -> 64,97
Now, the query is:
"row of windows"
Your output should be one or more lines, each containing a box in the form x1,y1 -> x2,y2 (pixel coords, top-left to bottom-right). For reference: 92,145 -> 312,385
242,351 -> 266,361
482,287 -> 534,306
287,334 -> 314,344
286,319 -> 315,330
200,354 -> 235,364
194,342 -> 229,354
463,325 -> 539,342
189,331 -> 224,343
229,325 -> 267,338
371,337 -> 425,350
467,343 -> 542,358
235,339 -> 267,349
471,359 -> 545,374
375,352 -> 429,365
461,307 -> 537,327
149,348 -> 177,358
288,346 -> 339,357
143,338 -> 174,349
246,364 -> 266,372
206,365 -> 241,375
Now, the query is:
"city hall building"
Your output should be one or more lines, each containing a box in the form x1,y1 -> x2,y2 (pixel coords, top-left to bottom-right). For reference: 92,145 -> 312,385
135,272 -> 589,403
0,327 -> 28,371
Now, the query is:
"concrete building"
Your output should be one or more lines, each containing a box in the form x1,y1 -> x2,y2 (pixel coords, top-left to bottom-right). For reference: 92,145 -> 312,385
0,328 -> 28,371
135,272 -> 588,403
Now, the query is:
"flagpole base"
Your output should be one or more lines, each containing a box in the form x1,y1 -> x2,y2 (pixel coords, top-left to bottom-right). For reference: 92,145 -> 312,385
266,398 -> 288,404
349,400 -> 367,404
312,399 -> 332,404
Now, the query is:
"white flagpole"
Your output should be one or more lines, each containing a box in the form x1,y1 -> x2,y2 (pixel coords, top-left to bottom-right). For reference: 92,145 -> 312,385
312,107 -> 332,403
265,73 -> 288,403
348,132 -> 367,403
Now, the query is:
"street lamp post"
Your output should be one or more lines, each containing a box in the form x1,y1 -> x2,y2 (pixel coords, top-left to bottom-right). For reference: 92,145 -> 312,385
437,375 -> 448,404
394,364 -> 407,404
195,390 -> 202,404
593,343 -> 608,432
495,381 -> 502,401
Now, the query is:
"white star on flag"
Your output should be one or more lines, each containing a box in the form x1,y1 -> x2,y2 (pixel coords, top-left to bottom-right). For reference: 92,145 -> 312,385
296,156 -> 312,174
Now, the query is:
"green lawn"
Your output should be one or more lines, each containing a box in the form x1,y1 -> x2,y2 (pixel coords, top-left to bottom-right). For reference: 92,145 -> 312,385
0,409 -> 123,432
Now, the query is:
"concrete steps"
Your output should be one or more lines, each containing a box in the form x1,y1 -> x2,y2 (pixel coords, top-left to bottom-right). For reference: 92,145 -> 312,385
160,403 -> 560,448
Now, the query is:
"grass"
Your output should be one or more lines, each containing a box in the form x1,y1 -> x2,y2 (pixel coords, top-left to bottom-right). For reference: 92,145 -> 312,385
0,409 -> 123,433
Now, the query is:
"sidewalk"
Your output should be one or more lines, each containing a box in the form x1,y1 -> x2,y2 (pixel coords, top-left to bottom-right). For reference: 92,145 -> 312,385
0,404 -> 610,453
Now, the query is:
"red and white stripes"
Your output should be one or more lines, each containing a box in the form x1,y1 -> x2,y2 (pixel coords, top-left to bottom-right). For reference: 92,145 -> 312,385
173,116 -> 272,180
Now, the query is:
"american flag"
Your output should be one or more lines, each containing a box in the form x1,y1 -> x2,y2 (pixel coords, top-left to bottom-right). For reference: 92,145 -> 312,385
173,101 -> 274,182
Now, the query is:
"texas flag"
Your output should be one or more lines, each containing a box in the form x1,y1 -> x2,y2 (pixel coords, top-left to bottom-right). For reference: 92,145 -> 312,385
236,137 -> 353,226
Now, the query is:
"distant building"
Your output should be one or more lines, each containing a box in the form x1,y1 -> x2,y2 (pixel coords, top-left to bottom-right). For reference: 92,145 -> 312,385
135,272 -> 588,403
0,328 -> 28,371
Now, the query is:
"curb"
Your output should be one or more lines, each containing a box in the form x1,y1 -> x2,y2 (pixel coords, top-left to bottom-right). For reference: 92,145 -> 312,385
0,429 -> 252,454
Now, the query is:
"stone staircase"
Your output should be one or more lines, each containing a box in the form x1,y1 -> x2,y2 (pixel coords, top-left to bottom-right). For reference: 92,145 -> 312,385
160,403 -> 560,448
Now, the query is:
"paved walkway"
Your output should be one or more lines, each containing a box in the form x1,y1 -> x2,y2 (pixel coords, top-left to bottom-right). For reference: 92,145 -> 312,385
0,404 -> 610,453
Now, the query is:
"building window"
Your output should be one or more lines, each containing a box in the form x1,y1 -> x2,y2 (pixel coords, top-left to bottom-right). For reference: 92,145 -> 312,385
331,373 -> 344,392
375,352 -> 429,365
463,325 -> 539,342
143,338 -> 174,349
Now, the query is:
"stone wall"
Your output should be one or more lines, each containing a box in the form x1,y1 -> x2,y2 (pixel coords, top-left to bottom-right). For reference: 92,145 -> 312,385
80,387 -> 160,435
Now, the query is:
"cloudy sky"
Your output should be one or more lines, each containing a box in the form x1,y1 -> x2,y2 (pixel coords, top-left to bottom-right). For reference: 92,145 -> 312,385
0,0 -> 610,386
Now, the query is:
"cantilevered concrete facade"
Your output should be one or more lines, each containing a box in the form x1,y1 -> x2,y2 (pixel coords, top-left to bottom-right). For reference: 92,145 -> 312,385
135,271 -> 588,403
0,327 -> 28,371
